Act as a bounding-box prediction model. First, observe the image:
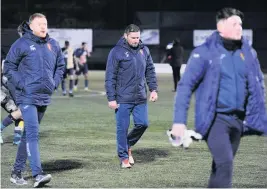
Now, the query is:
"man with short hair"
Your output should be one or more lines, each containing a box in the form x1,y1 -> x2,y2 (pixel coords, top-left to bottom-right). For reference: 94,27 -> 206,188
4,13 -> 65,187
170,8 -> 267,188
105,24 -> 158,168
73,42 -> 90,91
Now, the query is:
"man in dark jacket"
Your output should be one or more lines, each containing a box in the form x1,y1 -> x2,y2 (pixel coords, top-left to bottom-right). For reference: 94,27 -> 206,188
1,21 -> 29,145
170,8 -> 267,188
4,13 -> 65,187
73,42 -> 90,91
105,24 -> 158,168
168,38 -> 184,91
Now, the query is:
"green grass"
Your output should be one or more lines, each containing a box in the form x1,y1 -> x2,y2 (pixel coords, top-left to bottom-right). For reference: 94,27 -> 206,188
1,71 -> 267,188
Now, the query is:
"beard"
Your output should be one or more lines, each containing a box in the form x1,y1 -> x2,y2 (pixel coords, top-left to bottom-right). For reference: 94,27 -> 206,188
129,43 -> 139,48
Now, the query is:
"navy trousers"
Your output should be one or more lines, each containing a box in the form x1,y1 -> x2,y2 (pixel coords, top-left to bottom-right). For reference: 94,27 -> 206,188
13,104 -> 47,177
115,103 -> 149,161
206,113 -> 243,188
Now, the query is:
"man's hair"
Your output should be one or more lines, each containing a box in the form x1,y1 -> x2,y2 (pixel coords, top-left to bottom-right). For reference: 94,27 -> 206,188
216,8 -> 244,23
65,41 -> 69,46
124,24 -> 140,35
82,42 -> 86,46
173,38 -> 180,45
17,20 -> 28,36
29,13 -> 46,23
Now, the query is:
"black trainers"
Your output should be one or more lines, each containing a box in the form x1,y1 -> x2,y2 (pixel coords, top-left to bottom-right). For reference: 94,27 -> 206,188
69,93 -> 74,97
33,172 -> 52,188
10,170 -> 27,185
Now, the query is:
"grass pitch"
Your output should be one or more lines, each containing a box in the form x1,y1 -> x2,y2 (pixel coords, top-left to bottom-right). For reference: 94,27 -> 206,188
1,71 -> 266,188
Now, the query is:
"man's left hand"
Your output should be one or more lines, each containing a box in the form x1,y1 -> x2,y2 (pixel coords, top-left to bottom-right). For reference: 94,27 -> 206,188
149,91 -> 158,102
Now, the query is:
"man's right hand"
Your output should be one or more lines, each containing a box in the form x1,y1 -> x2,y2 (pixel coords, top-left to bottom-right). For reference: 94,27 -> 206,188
108,101 -> 118,110
171,123 -> 187,139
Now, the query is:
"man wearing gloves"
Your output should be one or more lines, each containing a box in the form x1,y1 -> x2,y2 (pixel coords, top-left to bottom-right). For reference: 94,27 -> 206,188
169,8 -> 267,188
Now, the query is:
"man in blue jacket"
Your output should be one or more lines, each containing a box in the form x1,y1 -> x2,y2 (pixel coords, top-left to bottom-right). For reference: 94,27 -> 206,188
4,13 -> 65,187
105,24 -> 158,168
1,22 -> 29,145
73,42 -> 90,91
170,8 -> 267,188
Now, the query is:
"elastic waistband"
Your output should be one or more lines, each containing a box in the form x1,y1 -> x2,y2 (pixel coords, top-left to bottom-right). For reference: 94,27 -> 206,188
217,110 -> 245,120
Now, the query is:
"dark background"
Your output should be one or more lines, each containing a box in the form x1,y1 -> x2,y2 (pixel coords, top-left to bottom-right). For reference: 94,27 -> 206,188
1,0 -> 267,70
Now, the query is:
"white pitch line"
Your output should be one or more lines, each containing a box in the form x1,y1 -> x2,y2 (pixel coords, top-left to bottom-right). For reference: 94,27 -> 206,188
52,90 -> 106,99
91,90 -> 106,95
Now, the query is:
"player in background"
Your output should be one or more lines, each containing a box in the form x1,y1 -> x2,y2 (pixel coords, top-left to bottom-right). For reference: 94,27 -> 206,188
61,40 -> 74,97
73,42 -> 91,91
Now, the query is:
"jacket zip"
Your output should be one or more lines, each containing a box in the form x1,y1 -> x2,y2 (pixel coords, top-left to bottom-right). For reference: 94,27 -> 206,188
41,44 -> 45,106
232,52 -> 238,110
135,56 -> 138,104
122,46 -> 140,104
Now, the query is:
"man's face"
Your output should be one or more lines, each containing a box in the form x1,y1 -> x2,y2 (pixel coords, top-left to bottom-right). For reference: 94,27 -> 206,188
217,15 -> 243,40
29,17 -> 48,38
82,44 -> 88,50
124,32 -> 140,47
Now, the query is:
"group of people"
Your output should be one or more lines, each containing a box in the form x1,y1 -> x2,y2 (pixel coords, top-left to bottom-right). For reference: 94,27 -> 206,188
105,7 -> 267,188
1,7 -> 267,188
60,41 -> 91,97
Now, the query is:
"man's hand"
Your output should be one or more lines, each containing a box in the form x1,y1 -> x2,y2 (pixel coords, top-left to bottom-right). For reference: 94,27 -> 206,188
149,91 -> 158,102
171,123 -> 187,140
108,100 -> 118,110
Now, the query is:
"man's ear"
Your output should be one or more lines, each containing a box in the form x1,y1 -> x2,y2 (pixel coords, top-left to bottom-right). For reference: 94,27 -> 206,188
29,23 -> 33,30
216,20 -> 225,33
123,33 -> 127,39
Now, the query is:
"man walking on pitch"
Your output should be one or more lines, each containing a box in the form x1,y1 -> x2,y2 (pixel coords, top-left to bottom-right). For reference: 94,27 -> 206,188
105,24 -> 158,168
169,8 -> 267,188
4,13 -> 65,187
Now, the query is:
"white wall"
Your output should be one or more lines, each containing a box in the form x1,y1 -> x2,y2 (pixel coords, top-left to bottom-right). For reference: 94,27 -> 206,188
154,63 -> 172,74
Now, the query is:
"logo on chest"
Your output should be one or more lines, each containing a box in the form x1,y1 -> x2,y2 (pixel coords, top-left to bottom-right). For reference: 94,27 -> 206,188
30,45 -> 36,51
240,53 -> 245,61
125,51 -> 129,57
139,49 -> 144,55
47,43 -> 52,51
